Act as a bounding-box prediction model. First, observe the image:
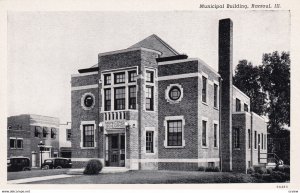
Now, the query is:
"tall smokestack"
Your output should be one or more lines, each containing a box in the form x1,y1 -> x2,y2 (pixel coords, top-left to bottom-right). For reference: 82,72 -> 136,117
219,18 -> 233,172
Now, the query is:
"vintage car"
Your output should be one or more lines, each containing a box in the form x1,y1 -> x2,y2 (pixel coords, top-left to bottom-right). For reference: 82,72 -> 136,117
7,157 -> 31,172
41,158 -> 72,169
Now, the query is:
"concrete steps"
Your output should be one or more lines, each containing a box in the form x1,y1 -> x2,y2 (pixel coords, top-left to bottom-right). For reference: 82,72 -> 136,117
66,167 -> 129,175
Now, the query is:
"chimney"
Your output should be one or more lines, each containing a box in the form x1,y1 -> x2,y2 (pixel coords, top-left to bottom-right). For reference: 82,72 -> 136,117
218,18 -> 233,172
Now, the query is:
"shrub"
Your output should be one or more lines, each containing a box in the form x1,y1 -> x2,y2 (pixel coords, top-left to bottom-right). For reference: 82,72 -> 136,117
254,166 -> 267,174
268,171 -> 290,182
283,165 -> 290,174
274,165 -> 290,174
83,159 -> 103,175
253,173 -> 263,180
266,168 -> 273,174
198,166 -> 205,171
247,167 -> 255,174
205,167 -> 220,172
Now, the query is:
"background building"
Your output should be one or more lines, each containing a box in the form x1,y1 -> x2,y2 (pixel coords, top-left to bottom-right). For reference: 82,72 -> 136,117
7,114 -> 60,167
59,122 -> 72,158
70,18 -> 267,173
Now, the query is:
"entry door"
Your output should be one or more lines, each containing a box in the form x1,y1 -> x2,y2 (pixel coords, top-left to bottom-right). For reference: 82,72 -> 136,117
109,134 -> 125,167
110,134 -> 120,166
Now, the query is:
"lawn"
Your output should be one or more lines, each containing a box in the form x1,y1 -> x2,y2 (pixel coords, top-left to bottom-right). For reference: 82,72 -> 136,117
25,170 -> 261,184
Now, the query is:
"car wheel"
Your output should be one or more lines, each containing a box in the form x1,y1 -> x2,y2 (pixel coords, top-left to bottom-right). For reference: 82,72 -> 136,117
56,166 -> 62,169
42,165 -> 49,170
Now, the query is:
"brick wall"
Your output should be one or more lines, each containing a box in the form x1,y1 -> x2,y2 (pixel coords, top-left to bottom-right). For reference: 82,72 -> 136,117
71,73 -> 101,161
198,60 -> 220,167
232,113 -> 248,173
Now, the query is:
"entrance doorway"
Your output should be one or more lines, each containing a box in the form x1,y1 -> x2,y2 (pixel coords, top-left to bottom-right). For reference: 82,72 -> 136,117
106,134 -> 125,167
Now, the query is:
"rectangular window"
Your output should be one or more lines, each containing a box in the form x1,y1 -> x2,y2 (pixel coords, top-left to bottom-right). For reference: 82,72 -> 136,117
202,120 -> 207,147
167,120 -> 182,146
104,74 -> 111,85
146,70 -> 154,83
254,131 -> 257,149
128,70 -> 137,82
261,133 -> 264,149
244,103 -> 249,112
233,127 -> 240,148
51,128 -> 56,139
208,162 -> 215,168
264,134 -> 267,150
111,135 -> 118,149
145,86 -> 154,111
202,76 -> 207,103
214,84 -> 218,108
104,88 -> 111,111
258,133 -> 261,149
34,126 -> 41,137
10,138 -> 16,148
146,131 -> 154,153
66,129 -> 71,141
17,139 -> 23,149
83,124 -> 94,147
114,72 -> 125,84
114,87 -> 125,110
236,98 -> 241,112
129,86 -> 136,109
213,123 -> 218,147
43,127 -> 49,138
248,129 -> 251,149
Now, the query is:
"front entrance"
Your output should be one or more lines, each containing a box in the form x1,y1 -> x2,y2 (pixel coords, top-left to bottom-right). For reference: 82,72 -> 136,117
106,134 -> 125,167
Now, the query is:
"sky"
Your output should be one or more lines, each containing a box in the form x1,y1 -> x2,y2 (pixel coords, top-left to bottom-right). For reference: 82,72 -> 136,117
7,11 -> 290,123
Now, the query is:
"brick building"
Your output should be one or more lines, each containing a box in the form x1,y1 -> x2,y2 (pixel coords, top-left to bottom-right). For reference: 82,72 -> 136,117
7,114 -> 60,167
70,18 -> 267,173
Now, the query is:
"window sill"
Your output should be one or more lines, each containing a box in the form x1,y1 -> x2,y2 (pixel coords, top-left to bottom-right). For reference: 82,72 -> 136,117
145,110 -> 155,112
164,146 -> 185,149
234,148 -> 241,150
213,107 -> 219,111
202,102 -> 208,106
201,146 -> 208,149
81,147 -> 96,149
145,152 -> 155,155
213,147 -> 219,150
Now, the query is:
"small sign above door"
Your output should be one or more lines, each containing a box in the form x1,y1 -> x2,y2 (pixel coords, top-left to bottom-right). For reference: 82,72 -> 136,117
105,120 -> 125,129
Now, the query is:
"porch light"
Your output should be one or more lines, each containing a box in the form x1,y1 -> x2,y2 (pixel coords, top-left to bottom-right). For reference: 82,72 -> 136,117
125,122 -> 130,130
99,122 -> 104,132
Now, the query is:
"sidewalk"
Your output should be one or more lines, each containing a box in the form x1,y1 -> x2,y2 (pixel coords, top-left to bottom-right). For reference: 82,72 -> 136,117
7,167 -> 129,184
8,174 -> 74,184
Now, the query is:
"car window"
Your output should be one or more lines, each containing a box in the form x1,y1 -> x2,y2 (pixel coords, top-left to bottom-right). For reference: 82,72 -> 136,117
45,160 -> 53,163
